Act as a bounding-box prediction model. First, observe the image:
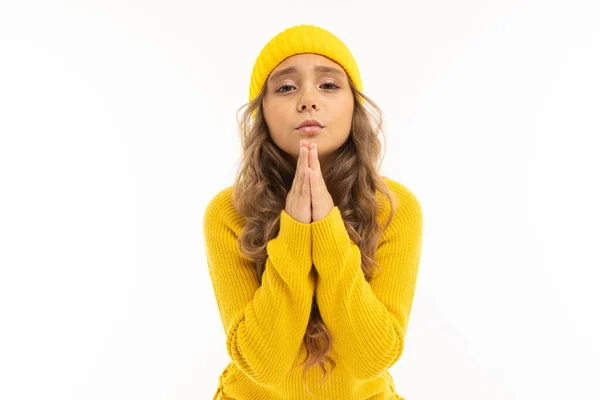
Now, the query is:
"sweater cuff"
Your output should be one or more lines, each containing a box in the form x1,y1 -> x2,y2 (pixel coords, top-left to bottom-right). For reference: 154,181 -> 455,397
311,206 -> 351,278
273,209 -> 312,273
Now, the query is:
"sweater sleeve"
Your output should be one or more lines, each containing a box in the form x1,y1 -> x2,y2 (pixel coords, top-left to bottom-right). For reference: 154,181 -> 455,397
204,193 -> 315,387
311,183 -> 423,382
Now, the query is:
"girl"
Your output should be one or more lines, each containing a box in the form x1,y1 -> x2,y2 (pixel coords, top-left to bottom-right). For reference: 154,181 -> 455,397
204,24 -> 423,400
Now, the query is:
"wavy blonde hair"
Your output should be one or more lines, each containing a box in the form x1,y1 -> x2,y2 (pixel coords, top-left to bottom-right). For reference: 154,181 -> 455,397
231,76 -> 399,396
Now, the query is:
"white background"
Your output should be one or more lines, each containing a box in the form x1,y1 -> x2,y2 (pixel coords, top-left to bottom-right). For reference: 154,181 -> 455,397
1,1 -> 599,399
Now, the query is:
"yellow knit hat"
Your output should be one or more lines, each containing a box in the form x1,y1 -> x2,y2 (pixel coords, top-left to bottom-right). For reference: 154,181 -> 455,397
249,24 -> 363,105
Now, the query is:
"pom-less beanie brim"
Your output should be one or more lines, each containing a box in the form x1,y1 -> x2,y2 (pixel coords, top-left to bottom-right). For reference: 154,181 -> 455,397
249,24 -> 363,104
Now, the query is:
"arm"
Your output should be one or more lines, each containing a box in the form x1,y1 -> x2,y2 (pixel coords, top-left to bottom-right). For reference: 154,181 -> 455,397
204,191 -> 315,387
311,184 -> 423,381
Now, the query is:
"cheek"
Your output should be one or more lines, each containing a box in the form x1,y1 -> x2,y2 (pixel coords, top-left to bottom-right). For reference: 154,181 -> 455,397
333,101 -> 354,128
344,94 -> 354,118
262,103 -> 279,131
331,91 -> 354,122
263,102 -> 291,142
264,101 -> 286,124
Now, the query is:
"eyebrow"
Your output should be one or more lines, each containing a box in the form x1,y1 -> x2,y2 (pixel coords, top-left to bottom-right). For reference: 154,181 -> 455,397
268,65 -> 346,82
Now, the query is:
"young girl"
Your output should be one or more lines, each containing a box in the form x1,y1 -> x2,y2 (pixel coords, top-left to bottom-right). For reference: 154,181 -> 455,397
204,24 -> 423,400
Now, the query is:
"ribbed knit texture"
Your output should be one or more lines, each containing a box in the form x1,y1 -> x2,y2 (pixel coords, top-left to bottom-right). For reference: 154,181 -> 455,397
204,176 -> 423,400
249,24 -> 364,105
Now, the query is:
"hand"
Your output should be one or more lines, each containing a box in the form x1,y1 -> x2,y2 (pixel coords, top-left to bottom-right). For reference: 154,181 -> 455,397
307,143 -> 335,222
284,140 -> 312,224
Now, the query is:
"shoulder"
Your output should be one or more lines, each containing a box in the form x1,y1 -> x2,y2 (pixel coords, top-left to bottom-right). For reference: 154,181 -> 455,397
381,176 -> 418,201
379,175 -> 423,230
204,185 -> 233,213
203,185 -> 240,231
205,185 -> 234,210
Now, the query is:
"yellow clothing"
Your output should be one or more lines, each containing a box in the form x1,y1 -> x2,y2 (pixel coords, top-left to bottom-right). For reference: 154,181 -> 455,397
204,176 -> 423,399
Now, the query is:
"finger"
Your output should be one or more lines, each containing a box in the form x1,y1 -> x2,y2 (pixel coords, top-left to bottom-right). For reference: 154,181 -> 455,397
311,170 -> 319,185
301,142 -> 309,178
309,146 -> 321,174
293,145 -> 305,195
310,169 -> 320,198
295,145 -> 304,179
302,167 -> 311,199
302,143 -> 311,182
300,146 -> 308,185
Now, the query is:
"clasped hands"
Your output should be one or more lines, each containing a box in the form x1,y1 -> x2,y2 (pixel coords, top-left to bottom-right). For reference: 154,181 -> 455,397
301,140 -> 335,223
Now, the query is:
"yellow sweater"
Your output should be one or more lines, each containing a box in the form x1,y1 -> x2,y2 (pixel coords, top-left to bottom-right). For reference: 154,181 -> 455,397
203,176 -> 423,400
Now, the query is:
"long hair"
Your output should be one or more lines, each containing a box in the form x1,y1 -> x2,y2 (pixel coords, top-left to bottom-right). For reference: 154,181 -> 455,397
230,77 -> 399,395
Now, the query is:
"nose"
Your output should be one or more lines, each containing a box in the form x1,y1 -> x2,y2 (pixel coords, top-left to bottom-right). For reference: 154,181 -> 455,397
300,103 -> 319,111
298,88 -> 320,112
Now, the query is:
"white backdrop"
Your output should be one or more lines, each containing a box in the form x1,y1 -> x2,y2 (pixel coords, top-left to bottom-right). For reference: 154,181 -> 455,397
1,1 -> 599,399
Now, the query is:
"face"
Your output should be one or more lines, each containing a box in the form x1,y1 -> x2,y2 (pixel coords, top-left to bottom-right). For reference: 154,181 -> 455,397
262,53 -> 354,173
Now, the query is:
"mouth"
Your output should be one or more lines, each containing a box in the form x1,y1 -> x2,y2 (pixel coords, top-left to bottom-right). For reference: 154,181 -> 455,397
296,119 -> 324,130
296,125 -> 323,133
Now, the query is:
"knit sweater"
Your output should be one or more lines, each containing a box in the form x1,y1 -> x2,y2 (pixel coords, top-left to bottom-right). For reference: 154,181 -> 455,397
204,176 -> 423,400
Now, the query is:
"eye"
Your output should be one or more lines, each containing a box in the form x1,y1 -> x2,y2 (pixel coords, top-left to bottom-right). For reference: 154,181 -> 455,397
276,84 -> 295,93
275,82 -> 340,93
322,82 -> 340,90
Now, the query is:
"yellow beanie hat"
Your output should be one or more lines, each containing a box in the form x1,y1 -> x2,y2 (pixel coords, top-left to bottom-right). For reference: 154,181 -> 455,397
249,24 -> 363,104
